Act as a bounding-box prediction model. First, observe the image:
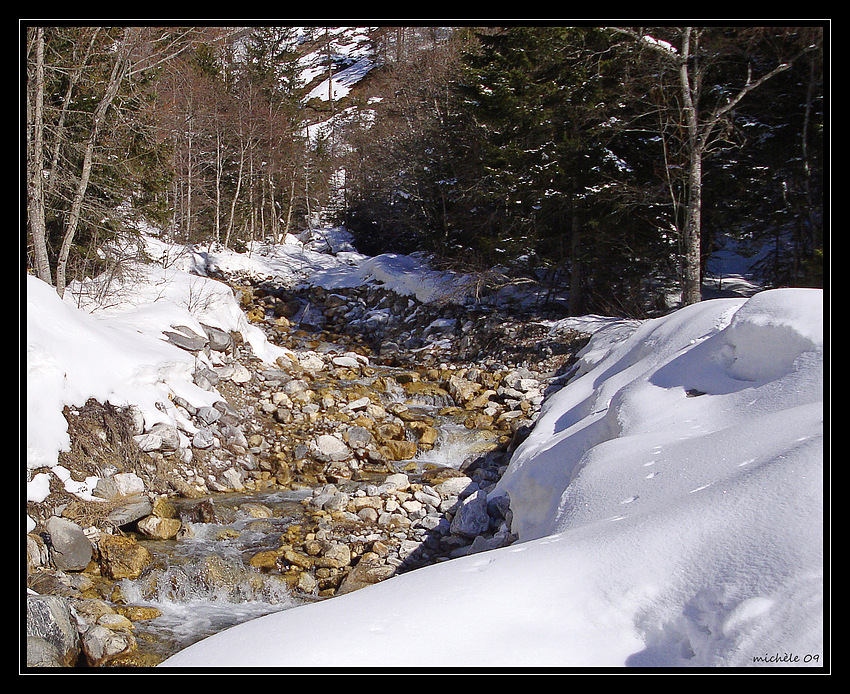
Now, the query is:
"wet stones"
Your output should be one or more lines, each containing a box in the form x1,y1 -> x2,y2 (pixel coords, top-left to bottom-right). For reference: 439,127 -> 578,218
97,534 -> 154,580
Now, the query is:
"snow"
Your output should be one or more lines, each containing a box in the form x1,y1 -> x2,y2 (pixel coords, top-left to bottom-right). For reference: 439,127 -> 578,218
304,57 -> 375,103
25,231 -> 825,669
25,257 -> 290,524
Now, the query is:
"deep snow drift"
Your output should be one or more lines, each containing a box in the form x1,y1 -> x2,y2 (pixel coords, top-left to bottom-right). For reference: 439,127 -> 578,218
25,234 -> 825,669
158,286 -> 824,669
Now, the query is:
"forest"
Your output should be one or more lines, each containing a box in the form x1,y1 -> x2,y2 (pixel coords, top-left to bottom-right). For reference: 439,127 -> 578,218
24,25 -> 825,318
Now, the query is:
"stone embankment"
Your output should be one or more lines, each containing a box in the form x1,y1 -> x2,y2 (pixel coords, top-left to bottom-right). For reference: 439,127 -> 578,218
25,273 -> 589,668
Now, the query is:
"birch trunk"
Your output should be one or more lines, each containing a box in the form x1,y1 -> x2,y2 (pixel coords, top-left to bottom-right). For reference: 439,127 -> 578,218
27,27 -> 52,285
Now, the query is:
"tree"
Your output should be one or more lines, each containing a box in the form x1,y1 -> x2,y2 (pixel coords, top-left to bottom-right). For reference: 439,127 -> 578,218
26,26 -> 221,295
609,26 -> 820,304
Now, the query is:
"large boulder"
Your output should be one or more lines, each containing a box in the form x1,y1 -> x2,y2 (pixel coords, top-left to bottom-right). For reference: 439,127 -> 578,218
44,517 -> 92,572
80,624 -> 137,667
97,534 -> 154,580
449,489 -> 491,539
26,594 -> 80,667
107,495 -> 153,528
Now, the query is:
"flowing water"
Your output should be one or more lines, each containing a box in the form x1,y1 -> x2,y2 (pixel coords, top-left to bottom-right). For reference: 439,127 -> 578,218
116,489 -> 315,660
115,420 -> 501,663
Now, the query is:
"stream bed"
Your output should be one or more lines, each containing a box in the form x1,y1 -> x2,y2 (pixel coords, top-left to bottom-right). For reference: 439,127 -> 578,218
113,423 -> 507,664
27,278 -> 589,667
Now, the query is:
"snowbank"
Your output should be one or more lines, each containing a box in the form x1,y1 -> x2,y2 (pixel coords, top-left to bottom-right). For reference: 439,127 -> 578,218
26,264 -> 287,475
160,288 -> 825,669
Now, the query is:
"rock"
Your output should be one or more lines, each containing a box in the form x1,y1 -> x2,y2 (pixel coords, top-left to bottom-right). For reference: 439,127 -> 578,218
449,489 -> 490,538
283,378 -> 310,395
324,461 -> 353,483
136,514 -> 182,540
295,571 -> 318,593
406,421 -> 440,447
192,428 -> 217,449
26,533 -> 50,572
447,374 -> 482,404
27,570 -> 84,599
71,598 -> 118,627
97,534 -> 154,580
97,613 -> 134,630
26,635 -> 64,667
337,559 -> 395,594
414,487 -> 442,508
107,495 -> 153,528
196,406 -> 222,426
26,594 -> 80,667
379,439 -> 418,461
379,473 -> 410,493
249,549 -> 284,570
214,400 -> 241,419
296,352 -> 326,373
332,355 -> 361,369
317,542 -> 351,569
344,395 -> 371,411
113,472 -> 145,496
219,363 -> 252,383
310,434 -> 351,462
193,368 -> 218,390
240,502 -> 273,518
163,329 -> 207,352
80,624 -> 137,667
148,423 -> 181,452
116,605 -> 162,622
45,517 -> 92,572
92,477 -> 120,500
343,425 -> 374,449
219,467 -> 245,491
201,324 -> 233,352
134,433 -> 162,452
433,475 -> 476,498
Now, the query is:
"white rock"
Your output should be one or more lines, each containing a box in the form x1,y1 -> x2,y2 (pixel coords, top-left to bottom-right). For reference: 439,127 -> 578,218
332,355 -> 361,369
311,434 -> 351,462
434,476 -> 475,498
113,472 -> 145,496
134,433 -> 162,452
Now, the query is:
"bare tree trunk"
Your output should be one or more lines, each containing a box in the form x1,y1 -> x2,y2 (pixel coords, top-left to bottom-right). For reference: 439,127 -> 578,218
282,176 -> 295,238
46,29 -> 101,199
185,129 -> 194,241
224,139 -> 245,249
568,214 -> 584,315
214,129 -> 222,243
27,27 -> 52,285
678,28 -> 704,306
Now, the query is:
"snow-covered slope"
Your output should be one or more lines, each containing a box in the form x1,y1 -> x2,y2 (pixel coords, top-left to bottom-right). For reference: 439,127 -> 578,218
157,285 -> 824,669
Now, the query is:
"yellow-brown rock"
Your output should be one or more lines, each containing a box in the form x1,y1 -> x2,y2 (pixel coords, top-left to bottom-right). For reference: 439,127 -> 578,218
97,535 -> 154,580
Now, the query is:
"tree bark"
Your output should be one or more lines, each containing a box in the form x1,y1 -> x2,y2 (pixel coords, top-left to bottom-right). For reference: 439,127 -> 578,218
568,214 -> 584,315
27,27 -> 52,285
678,28 -> 704,306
